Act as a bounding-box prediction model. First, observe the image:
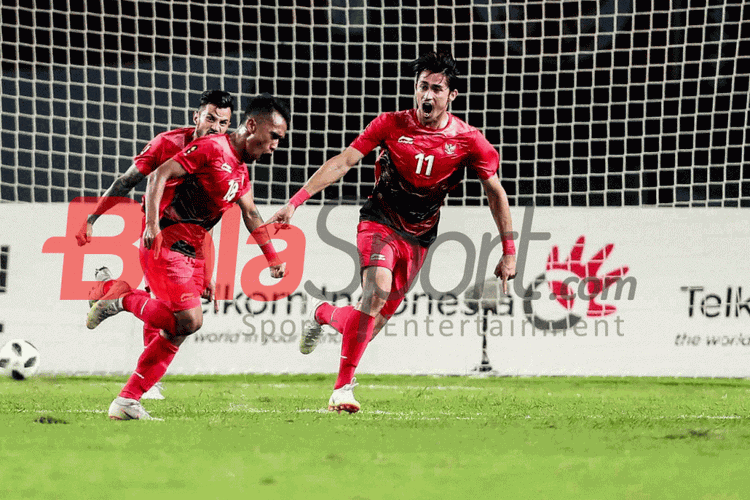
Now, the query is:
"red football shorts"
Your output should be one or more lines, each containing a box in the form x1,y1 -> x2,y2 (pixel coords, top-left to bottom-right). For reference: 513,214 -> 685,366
356,221 -> 428,319
139,241 -> 205,312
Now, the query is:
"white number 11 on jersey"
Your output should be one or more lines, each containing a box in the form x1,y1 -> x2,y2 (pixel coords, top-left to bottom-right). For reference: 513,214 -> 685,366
414,153 -> 434,176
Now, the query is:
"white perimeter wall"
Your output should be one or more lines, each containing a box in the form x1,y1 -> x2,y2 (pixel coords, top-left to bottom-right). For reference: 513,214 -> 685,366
1,204 -> 748,377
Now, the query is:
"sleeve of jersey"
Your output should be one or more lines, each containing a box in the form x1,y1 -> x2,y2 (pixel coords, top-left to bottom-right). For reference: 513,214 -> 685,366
349,113 -> 392,156
470,134 -> 500,180
238,174 -> 251,199
133,135 -> 167,175
172,140 -> 213,175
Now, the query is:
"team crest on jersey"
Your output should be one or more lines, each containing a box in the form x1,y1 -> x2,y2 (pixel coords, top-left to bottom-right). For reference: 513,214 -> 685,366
185,145 -> 198,154
445,143 -> 456,155
220,163 -> 232,172
140,144 -> 152,154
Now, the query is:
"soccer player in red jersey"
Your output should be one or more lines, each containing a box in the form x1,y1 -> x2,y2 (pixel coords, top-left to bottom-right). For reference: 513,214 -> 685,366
269,52 -> 516,413
76,89 -> 234,246
76,90 -> 233,400
86,93 -> 291,420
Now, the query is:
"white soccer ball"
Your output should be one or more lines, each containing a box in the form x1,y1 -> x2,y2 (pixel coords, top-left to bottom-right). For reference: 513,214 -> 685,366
0,339 -> 40,380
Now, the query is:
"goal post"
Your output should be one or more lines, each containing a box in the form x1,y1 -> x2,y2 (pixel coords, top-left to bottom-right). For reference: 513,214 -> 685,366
1,0 -> 748,207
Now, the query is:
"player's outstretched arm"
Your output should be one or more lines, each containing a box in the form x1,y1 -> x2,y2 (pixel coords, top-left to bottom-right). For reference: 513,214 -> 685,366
238,191 -> 286,279
76,164 -> 146,246
268,146 -> 365,224
481,174 -> 517,294
143,159 -> 187,250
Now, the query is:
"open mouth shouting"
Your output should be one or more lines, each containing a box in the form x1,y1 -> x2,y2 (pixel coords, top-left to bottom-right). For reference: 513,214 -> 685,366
421,101 -> 434,116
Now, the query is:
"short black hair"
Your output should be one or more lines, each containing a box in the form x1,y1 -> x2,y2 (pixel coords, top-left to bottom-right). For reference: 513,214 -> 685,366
198,90 -> 234,114
409,51 -> 461,91
243,93 -> 291,127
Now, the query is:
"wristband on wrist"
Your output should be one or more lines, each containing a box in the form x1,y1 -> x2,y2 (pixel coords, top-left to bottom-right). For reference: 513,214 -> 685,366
501,237 -> 516,256
261,245 -> 282,267
251,226 -> 271,245
289,188 -> 311,208
251,226 -> 282,267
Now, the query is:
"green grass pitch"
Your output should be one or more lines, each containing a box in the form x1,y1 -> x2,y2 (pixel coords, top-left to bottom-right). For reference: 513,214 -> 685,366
2,374 -> 749,500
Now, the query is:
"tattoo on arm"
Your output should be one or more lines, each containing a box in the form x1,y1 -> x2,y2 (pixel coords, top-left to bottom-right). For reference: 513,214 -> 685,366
116,168 -> 147,193
240,206 -> 266,233
87,168 -> 145,224
248,209 -> 264,229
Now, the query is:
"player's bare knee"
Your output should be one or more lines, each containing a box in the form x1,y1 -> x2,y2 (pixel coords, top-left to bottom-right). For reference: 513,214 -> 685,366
359,294 -> 386,318
178,317 -> 202,335
174,310 -> 203,336
175,315 -> 203,336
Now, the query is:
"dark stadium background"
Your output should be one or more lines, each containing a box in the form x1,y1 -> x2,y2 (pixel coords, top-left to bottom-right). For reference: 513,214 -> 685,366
1,0 -> 747,206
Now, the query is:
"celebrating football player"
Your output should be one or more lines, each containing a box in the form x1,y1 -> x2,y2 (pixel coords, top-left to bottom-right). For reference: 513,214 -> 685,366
87,93 -> 290,420
269,52 -> 516,413
76,90 -> 233,400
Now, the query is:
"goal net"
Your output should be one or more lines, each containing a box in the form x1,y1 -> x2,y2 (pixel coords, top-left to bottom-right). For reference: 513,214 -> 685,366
1,0 -> 748,207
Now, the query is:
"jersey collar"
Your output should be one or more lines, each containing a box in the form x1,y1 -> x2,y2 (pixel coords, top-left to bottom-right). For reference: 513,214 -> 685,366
411,108 -> 453,132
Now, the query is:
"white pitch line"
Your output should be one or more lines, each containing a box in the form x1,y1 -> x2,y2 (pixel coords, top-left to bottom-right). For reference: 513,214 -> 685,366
26,409 -> 106,414
227,405 -> 475,420
673,415 -> 742,420
262,382 -> 482,391
362,384 -> 483,391
19,406 -> 742,423
227,403 -> 743,420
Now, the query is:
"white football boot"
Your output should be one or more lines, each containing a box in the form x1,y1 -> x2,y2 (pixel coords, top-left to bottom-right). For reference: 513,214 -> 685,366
299,298 -> 335,354
88,267 -> 114,307
86,280 -> 131,329
328,378 -> 360,414
141,382 -> 165,400
108,397 -> 154,420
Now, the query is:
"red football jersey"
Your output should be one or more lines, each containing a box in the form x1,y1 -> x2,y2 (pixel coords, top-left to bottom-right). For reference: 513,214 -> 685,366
133,127 -> 196,176
350,109 -> 499,246
157,134 -> 250,254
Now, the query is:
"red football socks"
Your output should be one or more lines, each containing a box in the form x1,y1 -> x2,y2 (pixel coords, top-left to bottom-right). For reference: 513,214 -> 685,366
127,290 -> 162,346
120,334 -> 179,400
334,308 -> 376,389
315,303 -> 348,332
122,289 -> 177,335
142,324 -> 160,348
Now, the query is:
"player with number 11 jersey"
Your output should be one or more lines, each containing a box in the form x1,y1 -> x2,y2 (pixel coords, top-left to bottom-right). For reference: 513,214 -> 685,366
354,108 -> 499,247
270,52 -> 517,414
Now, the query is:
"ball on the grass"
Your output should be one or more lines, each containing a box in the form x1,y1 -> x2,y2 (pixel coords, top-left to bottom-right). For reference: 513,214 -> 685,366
0,339 -> 40,380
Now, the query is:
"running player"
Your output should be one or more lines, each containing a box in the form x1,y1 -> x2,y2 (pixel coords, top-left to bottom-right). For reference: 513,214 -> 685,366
76,89 -> 234,245
87,93 -> 291,420
76,90 -> 233,400
269,52 -> 516,413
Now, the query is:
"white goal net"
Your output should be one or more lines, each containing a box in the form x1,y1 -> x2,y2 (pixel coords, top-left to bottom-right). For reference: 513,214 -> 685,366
1,0 -> 748,207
